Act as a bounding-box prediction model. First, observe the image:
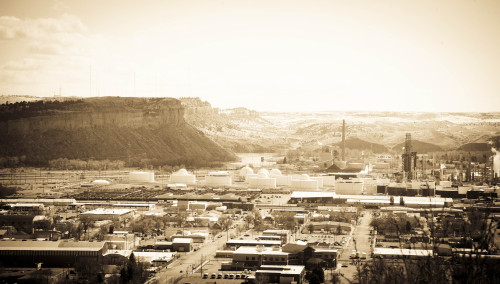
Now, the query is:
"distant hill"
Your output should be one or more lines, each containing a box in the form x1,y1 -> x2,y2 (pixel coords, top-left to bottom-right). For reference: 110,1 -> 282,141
392,140 -> 443,153
458,143 -> 491,152
334,137 -> 388,153
0,97 -> 236,166
0,95 -> 43,105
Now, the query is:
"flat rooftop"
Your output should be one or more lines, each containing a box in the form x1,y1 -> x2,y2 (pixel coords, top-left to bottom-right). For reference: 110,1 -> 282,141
234,246 -> 288,255
256,265 -> 305,275
0,240 -> 105,251
81,208 -> 134,215
373,248 -> 433,257
227,239 -> 282,246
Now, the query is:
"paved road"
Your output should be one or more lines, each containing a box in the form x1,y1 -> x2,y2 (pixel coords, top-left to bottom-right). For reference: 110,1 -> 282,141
337,212 -> 373,283
153,219 -> 247,284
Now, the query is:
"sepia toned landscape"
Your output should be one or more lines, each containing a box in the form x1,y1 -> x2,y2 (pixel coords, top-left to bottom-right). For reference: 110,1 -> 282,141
1,1 -> 500,284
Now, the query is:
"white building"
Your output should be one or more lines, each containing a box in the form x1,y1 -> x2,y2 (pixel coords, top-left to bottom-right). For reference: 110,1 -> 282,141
335,180 -> 363,195
129,171 -> 155,183
291,174 -> 319,190
248,169 -> 277,189
321,174 -> 336,187
240,166 -> 254,182
169,168 -> 196,185
92,179 -> 110,186
270,169 -> 292,186
80,208 -> 135,221
205,171 -> 232,187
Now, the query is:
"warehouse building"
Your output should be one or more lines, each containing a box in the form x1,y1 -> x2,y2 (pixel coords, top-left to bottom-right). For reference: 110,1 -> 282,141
0,240 -> 107,267
80,208 -> 135,221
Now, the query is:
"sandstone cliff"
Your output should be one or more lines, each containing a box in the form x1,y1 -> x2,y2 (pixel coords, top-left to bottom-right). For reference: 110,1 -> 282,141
0,97 -> 236,166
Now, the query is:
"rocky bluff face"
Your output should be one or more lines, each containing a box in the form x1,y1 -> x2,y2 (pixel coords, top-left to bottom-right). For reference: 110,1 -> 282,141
0,97 -> 235,166
1,97 -> 185,135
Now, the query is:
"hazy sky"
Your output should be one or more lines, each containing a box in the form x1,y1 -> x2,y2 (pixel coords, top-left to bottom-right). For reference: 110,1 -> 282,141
1,0 -> 499,112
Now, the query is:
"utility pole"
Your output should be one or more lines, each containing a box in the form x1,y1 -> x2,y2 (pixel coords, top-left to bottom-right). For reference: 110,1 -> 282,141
200,254 -> 203,277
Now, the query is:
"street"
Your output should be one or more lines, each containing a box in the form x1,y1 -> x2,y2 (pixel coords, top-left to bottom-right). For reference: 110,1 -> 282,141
337,211 -> 373,283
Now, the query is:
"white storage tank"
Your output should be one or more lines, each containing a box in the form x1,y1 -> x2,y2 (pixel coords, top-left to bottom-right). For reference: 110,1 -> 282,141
205,171 -> 232,187
291,174 -> 319,190
321,175 -> 336,187
311,177 -> 324,188
239,166 -> 254,181
440,181 -> 452,188
248,170 -> 277,189
129,171 -> 155,183
270,169 -> 292,186
170,168 -> 196,185
335,180 -> 363,195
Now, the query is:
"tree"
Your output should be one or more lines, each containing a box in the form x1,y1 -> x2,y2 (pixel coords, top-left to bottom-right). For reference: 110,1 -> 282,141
405,221 -> 412,233
357,208 -> 499,284
308,224 -> 314,234
120,253 -> 150,284
244,213 -> 255,230
218,215 -> 233,240
306,267 -> 325,284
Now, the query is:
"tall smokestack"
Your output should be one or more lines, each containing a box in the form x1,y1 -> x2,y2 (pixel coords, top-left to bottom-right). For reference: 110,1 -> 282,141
342,119 -> 345,161
493,148 -> 500,178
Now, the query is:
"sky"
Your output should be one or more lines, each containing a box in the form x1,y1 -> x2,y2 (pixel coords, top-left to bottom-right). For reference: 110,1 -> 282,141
0,0 -> 499,112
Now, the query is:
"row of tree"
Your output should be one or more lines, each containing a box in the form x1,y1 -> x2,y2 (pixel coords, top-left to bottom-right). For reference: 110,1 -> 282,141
48,158 -> 126,170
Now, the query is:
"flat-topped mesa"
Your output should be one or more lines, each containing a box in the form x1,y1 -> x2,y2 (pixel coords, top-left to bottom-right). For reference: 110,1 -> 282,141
0,97 -> 236,166
1,97 -> 185,135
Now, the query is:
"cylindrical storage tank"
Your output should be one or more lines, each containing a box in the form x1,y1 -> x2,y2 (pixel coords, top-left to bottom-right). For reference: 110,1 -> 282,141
321,175 -> 336,187
248,176 -> 277,189
335,181 -> 363,195
275,175 -> 292,186
129,171 -> 155,183
291,179 -> 318,190
205,171 -> 232,187
440,181 -> 452,188
239,166 -> 254,177
270,169 -> 282,177
245,173 -> 259,182
311,177 -> 323,188
257,168 -> 270,177
170,169 -> 196,185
